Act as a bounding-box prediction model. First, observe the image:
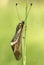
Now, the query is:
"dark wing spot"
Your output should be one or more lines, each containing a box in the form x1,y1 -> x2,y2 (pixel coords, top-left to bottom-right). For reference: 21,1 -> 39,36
14,51 -> 21,60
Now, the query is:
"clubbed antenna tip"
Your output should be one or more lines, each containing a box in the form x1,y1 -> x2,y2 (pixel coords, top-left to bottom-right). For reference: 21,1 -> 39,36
16,3 -> 18,6
30,3 -> 32,6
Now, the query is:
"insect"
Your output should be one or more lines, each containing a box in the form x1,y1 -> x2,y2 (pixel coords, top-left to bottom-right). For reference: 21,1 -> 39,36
10,2 -> 32,60
11,21 -> 24,60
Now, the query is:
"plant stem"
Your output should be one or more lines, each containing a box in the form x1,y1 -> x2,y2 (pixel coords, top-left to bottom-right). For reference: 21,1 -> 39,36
22,0 -> 28,65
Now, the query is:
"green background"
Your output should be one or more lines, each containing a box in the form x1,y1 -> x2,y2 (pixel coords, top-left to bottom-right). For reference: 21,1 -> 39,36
0,0 -> 44,65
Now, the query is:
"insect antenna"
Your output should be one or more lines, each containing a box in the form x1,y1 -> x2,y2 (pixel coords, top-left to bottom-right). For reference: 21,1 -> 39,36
15,3 -> 21,21
24,3 -> 32,21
